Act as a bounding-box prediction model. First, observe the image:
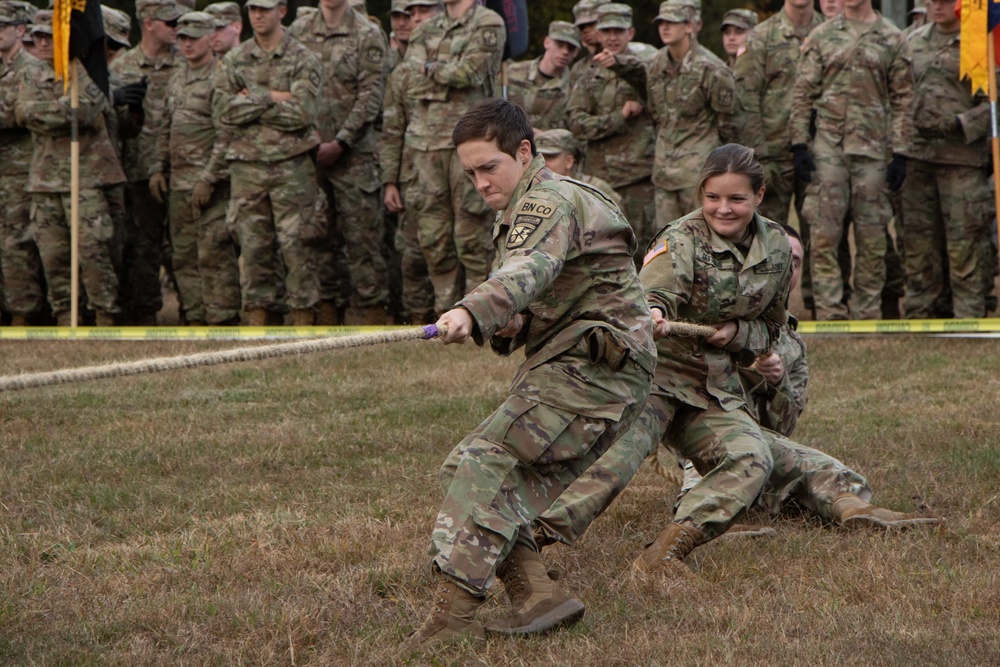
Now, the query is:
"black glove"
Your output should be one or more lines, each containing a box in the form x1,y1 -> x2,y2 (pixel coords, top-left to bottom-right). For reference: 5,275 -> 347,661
790,144 -> 815,183
112,80 -> 148,111
886,153 -> 906,192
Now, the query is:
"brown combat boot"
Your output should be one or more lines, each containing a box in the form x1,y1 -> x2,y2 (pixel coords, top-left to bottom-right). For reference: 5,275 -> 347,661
290,309 -> 314,326
361,304 -> 387,326
315,300 -> 342,326
245,308 -> 267,326
56,312 -> 73,327
397,577 -> 485,655
10,315 -> 29,327
94,311 -> 117,327
632,522 -> 703,575
832,493 -> 942,528
484,545 -> 585,635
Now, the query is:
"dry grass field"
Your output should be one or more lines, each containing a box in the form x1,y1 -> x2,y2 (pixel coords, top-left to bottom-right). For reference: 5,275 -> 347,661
0,335 -> 998,666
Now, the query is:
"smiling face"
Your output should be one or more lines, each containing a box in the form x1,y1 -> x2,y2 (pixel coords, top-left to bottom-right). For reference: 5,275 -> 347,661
457,138 -> 533,212
700,172 -> 764,242
597,26 -> 633,55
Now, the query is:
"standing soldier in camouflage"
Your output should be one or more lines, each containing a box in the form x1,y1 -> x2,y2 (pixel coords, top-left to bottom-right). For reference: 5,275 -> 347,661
0,0 -> 44,326
399,99 -> 654,651
290,0 -> 390,326
900,0 -> 994,319
206,2 -> 243,56
503,21 -> 580,132
152,12 -> 241,326
534,128 -> 621,207
595,1 -> 735,236
720,9 -> 757,69
386,0 -> 504,316
215,0 -> 322,326
110,0 -> 183,326
790,0 -> 913,320
567,4 -> 656,252
386,0 -> 411,69
16,12 -> 126,327
567,0 -> 605,88
905,1 -> 927,36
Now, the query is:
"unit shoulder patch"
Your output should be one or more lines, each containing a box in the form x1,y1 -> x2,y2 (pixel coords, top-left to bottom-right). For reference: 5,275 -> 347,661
507,214 -> 542,248
643,239 -> 669,267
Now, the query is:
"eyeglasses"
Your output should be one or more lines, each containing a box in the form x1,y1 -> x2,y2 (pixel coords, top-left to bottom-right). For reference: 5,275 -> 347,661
160,18 -> 179,28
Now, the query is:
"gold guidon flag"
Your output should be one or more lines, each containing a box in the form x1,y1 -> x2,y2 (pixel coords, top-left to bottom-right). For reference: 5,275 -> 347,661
961,0 -> 989,95
52,0 -> 87,92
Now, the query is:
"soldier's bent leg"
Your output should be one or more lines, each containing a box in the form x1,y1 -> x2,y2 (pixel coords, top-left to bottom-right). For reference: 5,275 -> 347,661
228,161 -> 286,312
940,165 -> 992,318
168,189 -> 205,323
847,155 -> 891,320
449,150 -> 494,292
0,174 -> 45,319
801,137 -> 851,320
667,405 -> 774,542
197,183 -> 241,325
268,154 -> 322,311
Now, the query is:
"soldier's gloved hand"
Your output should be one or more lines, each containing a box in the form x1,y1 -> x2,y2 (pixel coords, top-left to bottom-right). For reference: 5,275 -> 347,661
886,153 -> 906,192
790,144 -> 815,183
112,80 -> 147,112
149,173 -> 168,204
192,180 -> 213,210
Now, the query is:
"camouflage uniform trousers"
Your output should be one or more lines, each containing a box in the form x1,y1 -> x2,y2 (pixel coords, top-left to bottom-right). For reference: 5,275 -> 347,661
0,173 -> 45,317
30,189 -> 120,316
800,134 -> 892,320
899,159 -> 994,319
169,185 -> 241,324
431,352 -> 651,595
618,179 -> 656,255
104,184 -> 126,281
394,196 -> 435,323
122,182 -> 167,320
382,203 -> 405,322
535,393 -> 773,547
653,185 -> 695,240
406,149 -> 494,314
227,154 -> 322,312
315,154 -> 388,309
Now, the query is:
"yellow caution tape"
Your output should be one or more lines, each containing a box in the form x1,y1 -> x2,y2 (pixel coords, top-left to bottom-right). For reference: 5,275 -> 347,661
797,318 -> 1000,335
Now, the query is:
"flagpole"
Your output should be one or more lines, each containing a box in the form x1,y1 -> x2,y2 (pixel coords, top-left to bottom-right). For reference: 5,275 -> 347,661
70,58 -> 79,329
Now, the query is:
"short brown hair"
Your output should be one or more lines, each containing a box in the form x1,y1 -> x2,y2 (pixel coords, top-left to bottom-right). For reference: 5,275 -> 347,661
452,99 -> 537,159
693,143 -> 765,201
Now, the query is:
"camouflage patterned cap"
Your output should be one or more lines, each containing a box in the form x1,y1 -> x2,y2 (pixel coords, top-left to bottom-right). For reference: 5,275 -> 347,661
908,0 -> 926,15
136,0 -> 184,21
548,20 -> 581,49
595,3 -> 632,30
30,9 -> 52,35
101,5 -> 132,47
653,0 -> 692,24
205,1 -> 241,25
405,0 -> 442,7
572,0 -> 605,27
390,0 -> 410,15
535,129 -> 579,156
675,0 -> 701,21
0,1 -> 22,24
245,0 -> 286,9
720,8 -> 757,31
177,11 -> 217,38
177,0 -> 196,8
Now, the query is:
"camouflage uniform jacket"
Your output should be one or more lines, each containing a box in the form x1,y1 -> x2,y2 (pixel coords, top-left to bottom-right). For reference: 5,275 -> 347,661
639,210 -> 792,411
109,44 -> 179,182
566,44 -> 655,189
154,60 -> 219,191
0,47 -> 36,177
578,172 -> 622,207
733,8 -> 823,160
458,155 -> 657,419
105,70 -> 145,166
378,62 -> 411,184
288,6 -> 386,153
214,31 -> 321,163
399,3 -> 505,151
903,24 -> 990,168
741,316 -> 808,436
612,43 -> 736,192
790,13 -> 913,159
503,56 -> 573,131
15,60 -> 126,192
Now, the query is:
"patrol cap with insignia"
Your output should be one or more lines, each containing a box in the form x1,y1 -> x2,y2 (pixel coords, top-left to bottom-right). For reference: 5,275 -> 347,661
547,20 -> 581,49
245,0 -> 286,9
596,3 -> 632,30
177,11 -> 218,38
0,1 -> 22,25
572,0 -> 605,27
101,5 -> 132,48
720,8 -> 758,31
535,129 -> 579,156
653,0 -> 692,24
30,9 -> 52,36
136,0 -> 184,21
390,0 -> 410,16
205,1 -> 242,25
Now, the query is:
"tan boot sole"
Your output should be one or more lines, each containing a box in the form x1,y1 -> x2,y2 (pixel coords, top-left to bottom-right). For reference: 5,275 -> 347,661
841,514 -> 943,529
484,598 -> 585,635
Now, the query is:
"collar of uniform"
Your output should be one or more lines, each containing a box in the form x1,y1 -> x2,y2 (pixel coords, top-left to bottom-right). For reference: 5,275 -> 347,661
248,30 -> 293,60
778,7 -> 820,39
705,212 -> 770,267
506,155 -> 550,217
306,4 -> 358,36
183,59 -> 216,82
833,11 -> 885,33
922,24 -> 959,45
135,44 -> 178,68
442,2 -> 478,31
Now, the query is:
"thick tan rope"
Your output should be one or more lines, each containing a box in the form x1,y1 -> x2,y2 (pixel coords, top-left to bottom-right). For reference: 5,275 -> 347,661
0,326 -> 439,392
668,322 -> 717,338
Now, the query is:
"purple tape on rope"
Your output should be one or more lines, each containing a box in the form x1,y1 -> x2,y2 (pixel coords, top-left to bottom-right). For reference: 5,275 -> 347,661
423,324 -> 440,339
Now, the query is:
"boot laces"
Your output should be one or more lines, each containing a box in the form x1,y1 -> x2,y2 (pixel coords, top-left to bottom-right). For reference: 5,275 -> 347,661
666,526 -> 697,560
497,554 -> 530,606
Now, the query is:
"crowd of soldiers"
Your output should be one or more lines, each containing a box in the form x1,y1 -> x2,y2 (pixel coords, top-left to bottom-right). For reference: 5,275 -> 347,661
0,0 -> 995,326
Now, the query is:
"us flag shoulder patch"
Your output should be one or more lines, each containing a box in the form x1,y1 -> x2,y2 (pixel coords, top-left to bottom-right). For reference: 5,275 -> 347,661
642,239 -> 669,267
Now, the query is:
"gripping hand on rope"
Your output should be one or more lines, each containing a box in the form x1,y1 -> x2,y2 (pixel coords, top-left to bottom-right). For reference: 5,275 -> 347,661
435,309 -> 472,345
